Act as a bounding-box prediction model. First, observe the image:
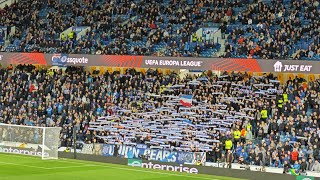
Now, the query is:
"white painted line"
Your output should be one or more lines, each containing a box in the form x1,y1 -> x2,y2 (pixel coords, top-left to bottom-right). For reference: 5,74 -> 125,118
58,159 -> 219,180
0,153 -> 42,159
0,161 -> 50,170
0,153 -> 220,180
48,164 -> 99,169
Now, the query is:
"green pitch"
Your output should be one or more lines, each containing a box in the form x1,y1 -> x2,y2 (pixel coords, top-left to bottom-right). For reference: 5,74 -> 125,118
0,153 -> 245,180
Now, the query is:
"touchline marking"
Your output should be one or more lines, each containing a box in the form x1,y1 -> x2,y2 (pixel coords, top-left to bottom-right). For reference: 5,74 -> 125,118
0,153 -> 219,180
48,164 -> 99,169
0,161 -> 50,170
0,153 -> 44,159
59,159 -> 219,180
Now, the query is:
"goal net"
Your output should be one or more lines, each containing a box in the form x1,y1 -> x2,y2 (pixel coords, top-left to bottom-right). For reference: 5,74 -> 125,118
0,124 -> 61,160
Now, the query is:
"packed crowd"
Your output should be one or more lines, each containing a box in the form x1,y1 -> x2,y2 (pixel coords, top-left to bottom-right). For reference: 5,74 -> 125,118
223,0 -> 320,60
1,0 -> 318,59
0,0 -> 224,57
0,65 -> 320,174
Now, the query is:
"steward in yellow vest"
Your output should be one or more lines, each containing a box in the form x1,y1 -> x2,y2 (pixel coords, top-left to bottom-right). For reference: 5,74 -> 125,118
233,129 -> 241,141
246,124 -> 252,131
283,93 -> 288,102
278,98 -> 283,108
68,31 -> 74,40
261,109 -> 267,119
192,34 -> 197,42
225,139 -> 233,150
61,33 -> 66,41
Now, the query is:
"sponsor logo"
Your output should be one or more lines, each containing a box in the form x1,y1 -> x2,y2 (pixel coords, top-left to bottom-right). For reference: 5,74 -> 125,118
273,61 -> 312,72
274,61 -> 282,72
0,146 -> 49,157
52,54 -> 88,65
145,60 -> 202,67
129,161 -> 198,174
128,159 -> 142,167
0,55 -> 2,61
298,177 -> 314,180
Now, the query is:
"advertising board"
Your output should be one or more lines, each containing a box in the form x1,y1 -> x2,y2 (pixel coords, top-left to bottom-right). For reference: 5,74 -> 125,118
0,52 -> 319,74
127,159 -> 199,174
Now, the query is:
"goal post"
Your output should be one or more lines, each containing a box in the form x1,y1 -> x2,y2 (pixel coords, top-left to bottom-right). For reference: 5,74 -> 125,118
0,123 -> 61,160
41,126 -> 62,160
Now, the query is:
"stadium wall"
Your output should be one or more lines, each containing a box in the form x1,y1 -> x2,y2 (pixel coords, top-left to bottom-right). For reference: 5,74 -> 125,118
58,152 -> 319,180
0,52 -> 320,74
59,151 -> 128,165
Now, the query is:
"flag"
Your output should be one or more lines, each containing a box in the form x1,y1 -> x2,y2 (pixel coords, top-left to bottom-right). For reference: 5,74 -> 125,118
179,95 -> 192,107
289,168 -> 298,176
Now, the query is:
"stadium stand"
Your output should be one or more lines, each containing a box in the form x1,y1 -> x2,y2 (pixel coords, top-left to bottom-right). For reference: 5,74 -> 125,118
0,65 -> 320,174
0,0 -> 222,57
1,0 -> 318,59
223,0 -> 320,60
0,0 -> 320,177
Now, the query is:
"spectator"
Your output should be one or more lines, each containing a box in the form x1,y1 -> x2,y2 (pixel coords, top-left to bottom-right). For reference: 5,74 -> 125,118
291,148 -> 299,164
2,0 -> 318,59
311,160 -> 320,172
293,161 -> 300,172
226,150 -> 233,169
283,161 -> 291,174
1,65 -> 320,173
273,157 -> 282,168
253,156 -> 263,166
300,159 -> 307,173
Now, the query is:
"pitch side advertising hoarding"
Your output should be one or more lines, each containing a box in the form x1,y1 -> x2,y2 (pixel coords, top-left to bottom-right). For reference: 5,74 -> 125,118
127,159 -> 199,174
58,152 -> 319,180
0,145 -> 49,157
0,52 -> 319,74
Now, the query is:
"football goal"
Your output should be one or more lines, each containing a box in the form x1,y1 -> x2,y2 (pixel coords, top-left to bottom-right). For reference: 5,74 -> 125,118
0,123 -> 61,160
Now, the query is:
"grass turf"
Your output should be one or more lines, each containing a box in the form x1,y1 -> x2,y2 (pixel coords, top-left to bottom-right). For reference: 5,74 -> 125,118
0,153 -> 246,180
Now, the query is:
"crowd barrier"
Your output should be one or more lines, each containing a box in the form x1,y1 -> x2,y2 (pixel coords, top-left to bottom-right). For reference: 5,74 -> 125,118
0,52 -> 319,73
58,151 -> 319,180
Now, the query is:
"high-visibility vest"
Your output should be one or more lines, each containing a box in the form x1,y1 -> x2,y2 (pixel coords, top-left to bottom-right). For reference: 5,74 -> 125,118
246,124 -> 252,131
278,99 -> 283,108
192,34 -> 197,42
68,32 -> 74,39
283,94 -> 288,102
233,130 -> 241,139
160,85 -> 166,93
61,34 -> 66,41
261,109 -> 267,119
225,140 -> 232,150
